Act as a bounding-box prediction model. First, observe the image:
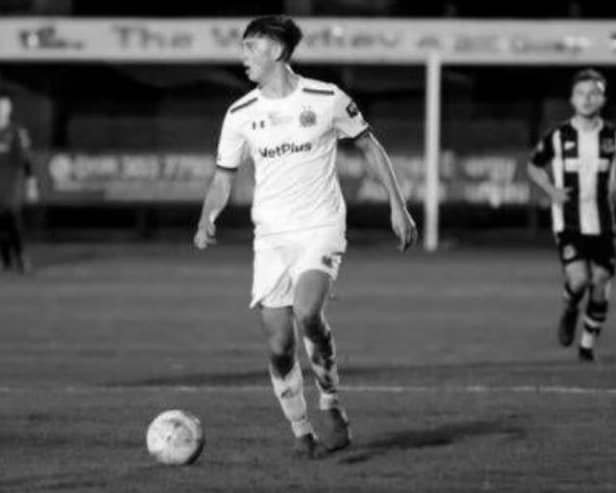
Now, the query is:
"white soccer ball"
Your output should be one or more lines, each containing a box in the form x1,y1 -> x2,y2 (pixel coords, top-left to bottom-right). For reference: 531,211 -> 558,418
146,409 -> 205,465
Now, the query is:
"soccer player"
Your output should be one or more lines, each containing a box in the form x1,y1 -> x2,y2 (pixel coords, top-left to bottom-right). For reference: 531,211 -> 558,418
194,16 -> 417,458
527,69 -> 616,362
0,90 -> 38,273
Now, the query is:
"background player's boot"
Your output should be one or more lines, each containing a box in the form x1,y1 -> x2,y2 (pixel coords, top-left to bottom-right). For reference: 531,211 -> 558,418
558,307 -> 578,346
578,346 -> 595,362
293,433 -> 328,460
321,407 -> 351,452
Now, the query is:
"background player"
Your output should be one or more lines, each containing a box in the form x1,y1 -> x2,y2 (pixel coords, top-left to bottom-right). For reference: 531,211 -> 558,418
527,69 -> 616,362
194,16 -> 417,458
0,90 -> 38,273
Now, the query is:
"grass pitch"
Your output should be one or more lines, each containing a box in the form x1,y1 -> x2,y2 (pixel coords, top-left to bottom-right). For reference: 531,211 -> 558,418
1,238 -> 615,492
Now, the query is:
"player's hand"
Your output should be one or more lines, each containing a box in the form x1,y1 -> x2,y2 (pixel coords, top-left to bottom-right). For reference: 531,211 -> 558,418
550,187 -> 571,205
193,222 -> 216,250
391,204 -> 418,252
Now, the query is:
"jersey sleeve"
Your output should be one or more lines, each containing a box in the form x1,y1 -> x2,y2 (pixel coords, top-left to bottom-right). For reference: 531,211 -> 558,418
332,86 -> 370,140
215,111 -> 246,171
529,130 -> 555,168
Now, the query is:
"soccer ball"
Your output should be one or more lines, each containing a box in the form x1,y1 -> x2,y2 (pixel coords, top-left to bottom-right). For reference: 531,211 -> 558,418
146,409 -> 205,465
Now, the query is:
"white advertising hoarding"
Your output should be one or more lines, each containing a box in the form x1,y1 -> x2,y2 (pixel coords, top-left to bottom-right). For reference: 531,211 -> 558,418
1,18 -> 616,64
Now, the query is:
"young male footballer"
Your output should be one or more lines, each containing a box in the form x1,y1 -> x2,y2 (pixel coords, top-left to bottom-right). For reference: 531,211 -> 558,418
194,15 -> 417,458
528,69 -> 616,362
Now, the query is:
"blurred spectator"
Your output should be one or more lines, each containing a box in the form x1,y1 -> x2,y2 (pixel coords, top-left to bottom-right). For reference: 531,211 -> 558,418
0,90 -> 39,273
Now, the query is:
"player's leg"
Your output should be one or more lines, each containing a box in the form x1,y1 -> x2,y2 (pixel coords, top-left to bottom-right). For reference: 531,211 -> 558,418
559,260 -> 590,346
0,241 -> 10,270
260,305 -> 326,459
294,270 -> 339,402
578,237 -> 614,361
578,265 -> 610,361
251,243 -> 326,459
556,234 -> 590,346
5,208 -> 28,273
0,209 -> 12,269
294,269 -> 350,451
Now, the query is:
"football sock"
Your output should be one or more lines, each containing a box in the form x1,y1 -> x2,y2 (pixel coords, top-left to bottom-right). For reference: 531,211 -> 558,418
563,282 -> 585,311
303,323 -> 341,411
580,328 -> 596,349
269,358 -> 313,437
581,298 -> 607,349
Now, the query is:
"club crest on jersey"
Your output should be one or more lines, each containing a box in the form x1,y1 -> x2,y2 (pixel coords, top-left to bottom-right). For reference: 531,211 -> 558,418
601,138 -> 615,153
299,108 -> 317,127
564,141 -> 576,150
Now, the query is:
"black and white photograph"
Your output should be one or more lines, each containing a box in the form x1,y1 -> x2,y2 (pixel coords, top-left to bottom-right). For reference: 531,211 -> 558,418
1,1 -> 616,491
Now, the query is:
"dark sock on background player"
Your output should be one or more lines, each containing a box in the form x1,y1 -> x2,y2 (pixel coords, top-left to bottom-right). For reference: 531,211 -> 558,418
579,291 -> 609,361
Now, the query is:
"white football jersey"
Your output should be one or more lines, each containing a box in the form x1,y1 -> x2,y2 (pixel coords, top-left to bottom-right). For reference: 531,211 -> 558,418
216,76 -> 369,238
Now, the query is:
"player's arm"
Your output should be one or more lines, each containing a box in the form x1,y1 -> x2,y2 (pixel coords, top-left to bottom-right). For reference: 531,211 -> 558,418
17,127 -> 39,202
194,109 -> 245,250
194,169 -> 236,249
610,131 -> 616,209
526,130 -> 569,205
354,131 -> 418,251
609,165 -> 616,212
332,87 -> 417,250
527,163 -> 569,205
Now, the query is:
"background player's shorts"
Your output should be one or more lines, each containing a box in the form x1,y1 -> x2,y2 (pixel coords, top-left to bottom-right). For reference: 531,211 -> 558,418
556,231 -> 616,275
250,225 -> 347,309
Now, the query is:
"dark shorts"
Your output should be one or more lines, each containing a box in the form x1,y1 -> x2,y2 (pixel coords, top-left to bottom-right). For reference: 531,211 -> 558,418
556,231 -> 616,275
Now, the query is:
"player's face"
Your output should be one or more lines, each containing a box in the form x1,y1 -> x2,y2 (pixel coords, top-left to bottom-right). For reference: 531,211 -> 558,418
241,35 -> 281,84
0,97 -> 11,128
570,80 -> 606,118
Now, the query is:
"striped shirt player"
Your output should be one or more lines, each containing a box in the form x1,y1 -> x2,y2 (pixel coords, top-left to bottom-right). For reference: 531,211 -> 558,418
530,118 -> 616,275
530,119 -> 616,240
527,68 -> 615,362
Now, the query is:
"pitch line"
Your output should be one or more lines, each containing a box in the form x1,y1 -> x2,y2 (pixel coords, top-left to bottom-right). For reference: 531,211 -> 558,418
1,384 -> 616,396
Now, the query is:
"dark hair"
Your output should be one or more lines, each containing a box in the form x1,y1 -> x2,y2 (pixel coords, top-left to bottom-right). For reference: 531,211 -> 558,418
571,68 -> 607,93
0,89 -> 12,100
242,15 -> 303,62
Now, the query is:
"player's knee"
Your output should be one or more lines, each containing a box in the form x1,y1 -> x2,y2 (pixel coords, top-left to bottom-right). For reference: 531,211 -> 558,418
269,347 -> 295,377
567,273 -> 590,294
294,305 -> 323,335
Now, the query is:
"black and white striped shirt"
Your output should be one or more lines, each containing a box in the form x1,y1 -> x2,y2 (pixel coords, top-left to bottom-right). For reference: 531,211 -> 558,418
530,119 -> 616,235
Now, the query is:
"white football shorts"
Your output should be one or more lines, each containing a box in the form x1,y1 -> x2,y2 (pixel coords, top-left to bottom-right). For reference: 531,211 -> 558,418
250,225 -> 347,309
